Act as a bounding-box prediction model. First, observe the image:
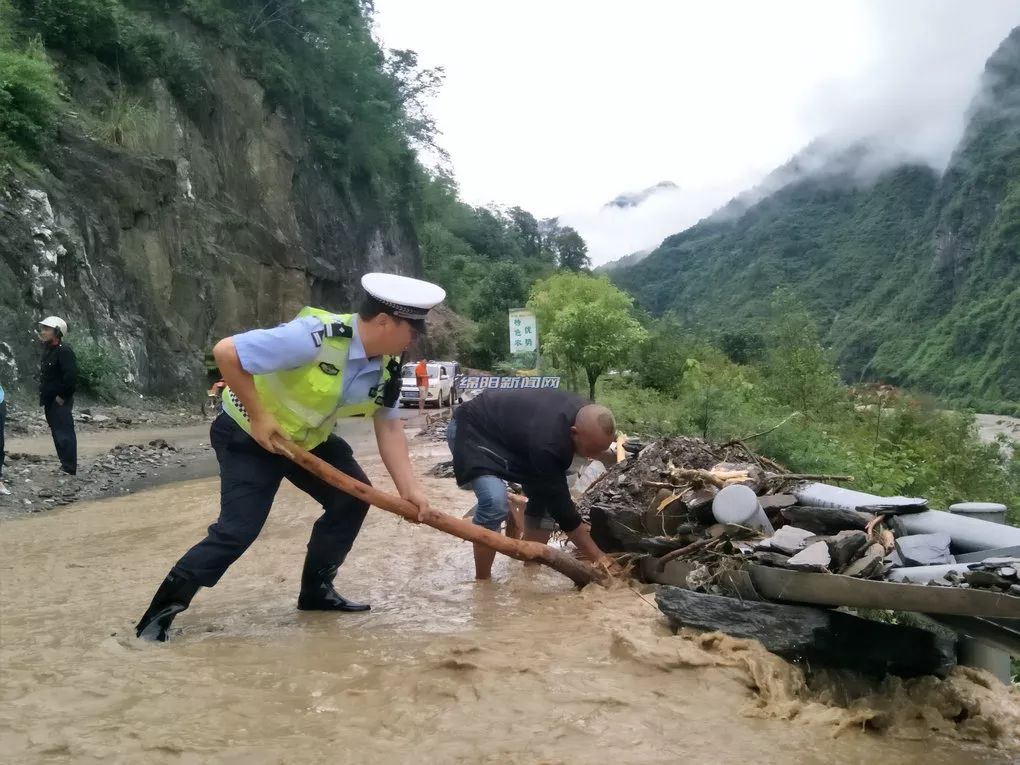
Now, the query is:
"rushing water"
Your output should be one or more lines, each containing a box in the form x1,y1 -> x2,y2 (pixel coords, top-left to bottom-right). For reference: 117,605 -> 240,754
1,441 -> 1018,764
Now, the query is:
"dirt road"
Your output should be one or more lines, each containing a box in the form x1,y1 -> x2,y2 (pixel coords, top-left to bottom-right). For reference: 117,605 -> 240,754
8,423 -> 214,459
1,423 -> 1018,763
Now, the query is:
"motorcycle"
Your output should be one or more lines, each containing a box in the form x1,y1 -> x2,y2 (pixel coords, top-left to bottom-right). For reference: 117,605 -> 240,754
203,380 -> 226,418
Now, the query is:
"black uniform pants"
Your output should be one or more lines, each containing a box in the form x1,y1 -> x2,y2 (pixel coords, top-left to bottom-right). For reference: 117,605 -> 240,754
44,399 -> 77,475
0,399 -> 6,480
172,414 -> 371,588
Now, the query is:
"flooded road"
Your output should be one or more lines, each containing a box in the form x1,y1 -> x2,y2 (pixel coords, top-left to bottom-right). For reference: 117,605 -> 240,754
2,432 -> 1018,764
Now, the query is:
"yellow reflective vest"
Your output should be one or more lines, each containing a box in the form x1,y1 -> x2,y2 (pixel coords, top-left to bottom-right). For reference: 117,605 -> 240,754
222,307 -> 399,449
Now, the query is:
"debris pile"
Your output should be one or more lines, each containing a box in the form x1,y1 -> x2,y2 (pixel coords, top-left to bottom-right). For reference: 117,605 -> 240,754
576,436 -> 880,570
415,412 -> 451,442
427,460 -> 456,479
916,558 -> 1020,595
1,439 -> 197,511
578,435 -> 1020,591
2,401 -> 206,437
574,433 -> 1019,677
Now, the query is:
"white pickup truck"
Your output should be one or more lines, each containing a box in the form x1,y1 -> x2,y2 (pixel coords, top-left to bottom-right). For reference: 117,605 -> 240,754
399,361 -> 458,408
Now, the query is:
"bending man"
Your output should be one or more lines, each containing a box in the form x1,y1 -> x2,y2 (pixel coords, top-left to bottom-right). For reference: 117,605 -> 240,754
447,387 -> 617,579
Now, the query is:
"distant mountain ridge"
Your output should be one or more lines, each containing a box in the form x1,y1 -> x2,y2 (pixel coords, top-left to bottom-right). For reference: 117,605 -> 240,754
594,248 -> 652,273
605,181 -> 678,209
611,26 -> 1020,410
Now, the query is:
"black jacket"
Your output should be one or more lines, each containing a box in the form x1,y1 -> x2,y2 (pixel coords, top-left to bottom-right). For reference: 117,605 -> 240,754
450,389 -> 586,532
39,343 -> 77,406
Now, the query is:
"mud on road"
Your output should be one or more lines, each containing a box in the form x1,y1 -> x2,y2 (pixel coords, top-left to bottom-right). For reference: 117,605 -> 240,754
1,425 -> 1018,764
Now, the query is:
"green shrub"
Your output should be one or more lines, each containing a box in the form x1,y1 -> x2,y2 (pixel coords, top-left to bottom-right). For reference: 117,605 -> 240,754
13,0 -> 211,118
15,0 -> 120,55
595,350 -> 1020,520
0,12 -> 62,158
74,338 -> 124,401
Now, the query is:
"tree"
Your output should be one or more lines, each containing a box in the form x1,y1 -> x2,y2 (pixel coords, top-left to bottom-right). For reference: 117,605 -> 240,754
636,321 -> 692,394
382,47 -> 446,156
719,328 -> 766,365
529,273 -> 646,400
553,226 -> 591,271
528,271 -> 624,335
507,206 -> 542,259
470,261 -> 527,321
766,289 -> 843,415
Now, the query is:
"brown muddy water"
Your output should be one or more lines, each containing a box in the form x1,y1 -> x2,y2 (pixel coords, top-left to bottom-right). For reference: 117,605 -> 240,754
1,438 -> 1018,764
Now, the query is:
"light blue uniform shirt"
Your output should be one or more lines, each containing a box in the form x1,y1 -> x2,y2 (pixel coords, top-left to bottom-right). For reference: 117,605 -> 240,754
0,383 -> 5,405
232,315 -> 401,421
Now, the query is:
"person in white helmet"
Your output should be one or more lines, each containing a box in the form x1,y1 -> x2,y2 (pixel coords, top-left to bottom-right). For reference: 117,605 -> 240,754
37,316 -> 78,476
0,379 -> 9,495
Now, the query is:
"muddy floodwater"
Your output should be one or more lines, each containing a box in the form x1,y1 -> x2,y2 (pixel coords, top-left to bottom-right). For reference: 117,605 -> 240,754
2,434 -> 1018,764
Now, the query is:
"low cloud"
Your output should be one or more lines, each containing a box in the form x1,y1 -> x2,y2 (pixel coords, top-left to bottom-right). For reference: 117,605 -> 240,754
797,2 -> 1020,172
566,7 -> 1019,266
559,182 -> 742,266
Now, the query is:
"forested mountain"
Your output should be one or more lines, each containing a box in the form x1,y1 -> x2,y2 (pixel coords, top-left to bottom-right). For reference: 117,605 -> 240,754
613,26 -> 1020,411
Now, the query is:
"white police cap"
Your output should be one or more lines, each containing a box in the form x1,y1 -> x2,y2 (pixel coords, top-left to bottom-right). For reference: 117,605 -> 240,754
361,273 -> 446,323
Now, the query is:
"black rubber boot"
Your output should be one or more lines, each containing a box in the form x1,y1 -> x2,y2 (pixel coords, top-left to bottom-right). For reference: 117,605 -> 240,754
135,572 -> 201,641
297,565 -> 370,612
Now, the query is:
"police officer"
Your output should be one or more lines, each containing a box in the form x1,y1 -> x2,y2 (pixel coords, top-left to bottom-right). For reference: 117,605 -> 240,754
136,273 -> 446,641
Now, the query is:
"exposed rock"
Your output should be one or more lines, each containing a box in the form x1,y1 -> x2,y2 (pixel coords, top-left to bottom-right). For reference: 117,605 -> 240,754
751,551 -> 792,567
415,414 -> 451,442
427,460 -> 455,479
779,505 -> 874,535
895,533 -> 953,567
655,586 -> 956,677
842,544 -> 887,579
825,530 -> 870,571
762,525 -> 816,555
0,40 -> 421,395
784,541 -> 831,572
963,570 -> 1015,591
758,494 -> 796,509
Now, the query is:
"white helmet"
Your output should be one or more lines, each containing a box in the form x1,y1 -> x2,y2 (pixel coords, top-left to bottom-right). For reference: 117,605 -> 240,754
39,316 -> 68,337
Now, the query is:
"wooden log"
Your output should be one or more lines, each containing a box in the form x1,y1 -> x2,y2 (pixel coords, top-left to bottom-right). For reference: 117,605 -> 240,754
272,436 -> 608,588
655,537 -> 714,571
655,586 -> 956,678
766,473 -> 854,484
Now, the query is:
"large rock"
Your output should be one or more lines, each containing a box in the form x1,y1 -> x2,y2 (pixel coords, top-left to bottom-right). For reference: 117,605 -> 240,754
779,505 -> 874,535
655,586 -> 956,678
825,530 -> 870,571
762,525 -> 815,555
895,533 -> 953,566
842,543 -> 886,579
785,541 -> 831,572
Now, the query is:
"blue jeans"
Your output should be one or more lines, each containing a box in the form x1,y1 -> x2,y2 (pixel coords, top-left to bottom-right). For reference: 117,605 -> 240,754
447,418 -> 509,532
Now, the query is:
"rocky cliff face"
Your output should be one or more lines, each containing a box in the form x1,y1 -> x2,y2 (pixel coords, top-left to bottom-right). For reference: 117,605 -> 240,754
0,44 -> 421,393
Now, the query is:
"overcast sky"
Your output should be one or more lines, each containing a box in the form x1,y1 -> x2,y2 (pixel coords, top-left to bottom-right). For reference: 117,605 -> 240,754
373,1 -> 1020,264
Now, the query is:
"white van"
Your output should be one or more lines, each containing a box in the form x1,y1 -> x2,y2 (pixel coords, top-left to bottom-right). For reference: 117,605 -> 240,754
400,361 -> 455,408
